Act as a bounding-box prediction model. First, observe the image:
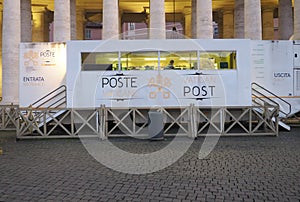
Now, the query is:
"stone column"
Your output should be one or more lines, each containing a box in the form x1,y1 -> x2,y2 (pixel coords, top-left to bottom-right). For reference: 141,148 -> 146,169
32,6 -> 48,42
119,9 -> 123,38
54,0 -> 71,42
262,7 -> 274,40
21,0 -> 32,42
218,10 -> 223,39
244,0 -> 262,40
278,0 -> 293,40
223,10 -> 234,38
45,9 -> 53,42
234,0 -> 244,38
184,7 -> 192,38
70,0 -> 76,40
149,0 -> 166,39
103,0 -> 119,40
196,0 -> 213,39
294,0 -> 300,40
2,0 -> 21,104
76,8 -> 85,40
191,0 -> 197,38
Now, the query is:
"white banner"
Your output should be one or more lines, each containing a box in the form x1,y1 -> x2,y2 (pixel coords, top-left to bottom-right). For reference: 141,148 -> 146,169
71,70 -> 249,108
19,43 -> 66,107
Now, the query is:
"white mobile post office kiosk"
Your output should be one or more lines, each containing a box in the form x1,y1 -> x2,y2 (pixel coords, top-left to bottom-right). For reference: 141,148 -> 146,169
17,39 -> 285,138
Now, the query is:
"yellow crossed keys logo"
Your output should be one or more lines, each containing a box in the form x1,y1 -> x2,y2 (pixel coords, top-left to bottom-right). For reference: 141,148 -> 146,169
24,50 -> 39,67
148,74 -> 172,99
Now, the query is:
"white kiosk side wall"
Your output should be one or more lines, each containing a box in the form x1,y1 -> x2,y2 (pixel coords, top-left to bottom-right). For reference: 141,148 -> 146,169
66,39 -> 252,108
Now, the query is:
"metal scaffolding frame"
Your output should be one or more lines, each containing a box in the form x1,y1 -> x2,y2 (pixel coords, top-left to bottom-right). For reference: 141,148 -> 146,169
9,103 -> 279,139
0,105 -> 18,130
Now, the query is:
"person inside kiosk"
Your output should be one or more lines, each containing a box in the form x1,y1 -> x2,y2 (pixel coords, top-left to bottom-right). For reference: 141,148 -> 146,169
164,60 -> 175,70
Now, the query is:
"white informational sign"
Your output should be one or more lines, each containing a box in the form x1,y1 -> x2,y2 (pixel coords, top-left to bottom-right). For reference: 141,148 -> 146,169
251,40 -> 294,96
67,39 -> 252,108
19,43 -> 66,107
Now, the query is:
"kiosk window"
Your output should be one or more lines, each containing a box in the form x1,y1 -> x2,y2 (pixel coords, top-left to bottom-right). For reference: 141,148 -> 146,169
160,51 -> 197,70
200,51 -> 236,70
120,51 -> 158,70
81,52 -> 118,71
80,50 -> 237,71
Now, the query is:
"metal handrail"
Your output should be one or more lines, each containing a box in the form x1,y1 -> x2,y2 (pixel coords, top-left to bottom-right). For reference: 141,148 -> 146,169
251,82 -> 291,117
47,97 -> 66,109
31,85 -> 67,109
252,89 -> 279,107
35,91 -> 66,109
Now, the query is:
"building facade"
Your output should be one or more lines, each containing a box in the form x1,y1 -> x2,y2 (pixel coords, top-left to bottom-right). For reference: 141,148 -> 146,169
0,0 -> 299,104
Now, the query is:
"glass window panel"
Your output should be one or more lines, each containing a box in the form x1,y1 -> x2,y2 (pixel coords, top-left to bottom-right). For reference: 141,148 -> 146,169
81,52 -> 119,71
85,29 -> 91,39
160,51 -> 197,70
200,51 -> 237,70
80,50 -> 237,71
120,51 -> 158,70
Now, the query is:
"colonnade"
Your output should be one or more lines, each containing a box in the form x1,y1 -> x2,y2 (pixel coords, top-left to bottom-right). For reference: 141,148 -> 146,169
0,0 -> 299,104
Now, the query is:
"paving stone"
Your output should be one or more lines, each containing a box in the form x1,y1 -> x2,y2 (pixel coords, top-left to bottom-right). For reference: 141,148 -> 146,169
0,128 -> 300,201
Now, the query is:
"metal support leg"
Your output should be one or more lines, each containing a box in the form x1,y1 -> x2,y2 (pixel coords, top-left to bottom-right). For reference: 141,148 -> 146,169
99,105 -> 107,140
188,104 -> 197,139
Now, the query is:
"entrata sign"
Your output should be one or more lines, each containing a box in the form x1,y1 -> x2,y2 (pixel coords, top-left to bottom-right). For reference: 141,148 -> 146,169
19,43 -> 66,107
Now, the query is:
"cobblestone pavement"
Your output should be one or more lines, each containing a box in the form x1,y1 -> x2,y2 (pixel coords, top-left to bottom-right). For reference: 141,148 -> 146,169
0,128 -> 300,202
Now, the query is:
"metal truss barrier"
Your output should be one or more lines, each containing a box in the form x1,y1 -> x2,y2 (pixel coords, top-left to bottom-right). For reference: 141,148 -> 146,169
11,104 -> 279,139
16,107 -> 102,139
0,105 -> 19,130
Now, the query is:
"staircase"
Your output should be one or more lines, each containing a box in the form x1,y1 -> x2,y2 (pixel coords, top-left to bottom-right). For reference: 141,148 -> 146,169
252,82 -> 291,131
19,85 -> 67,133
31,85 -> 66,109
